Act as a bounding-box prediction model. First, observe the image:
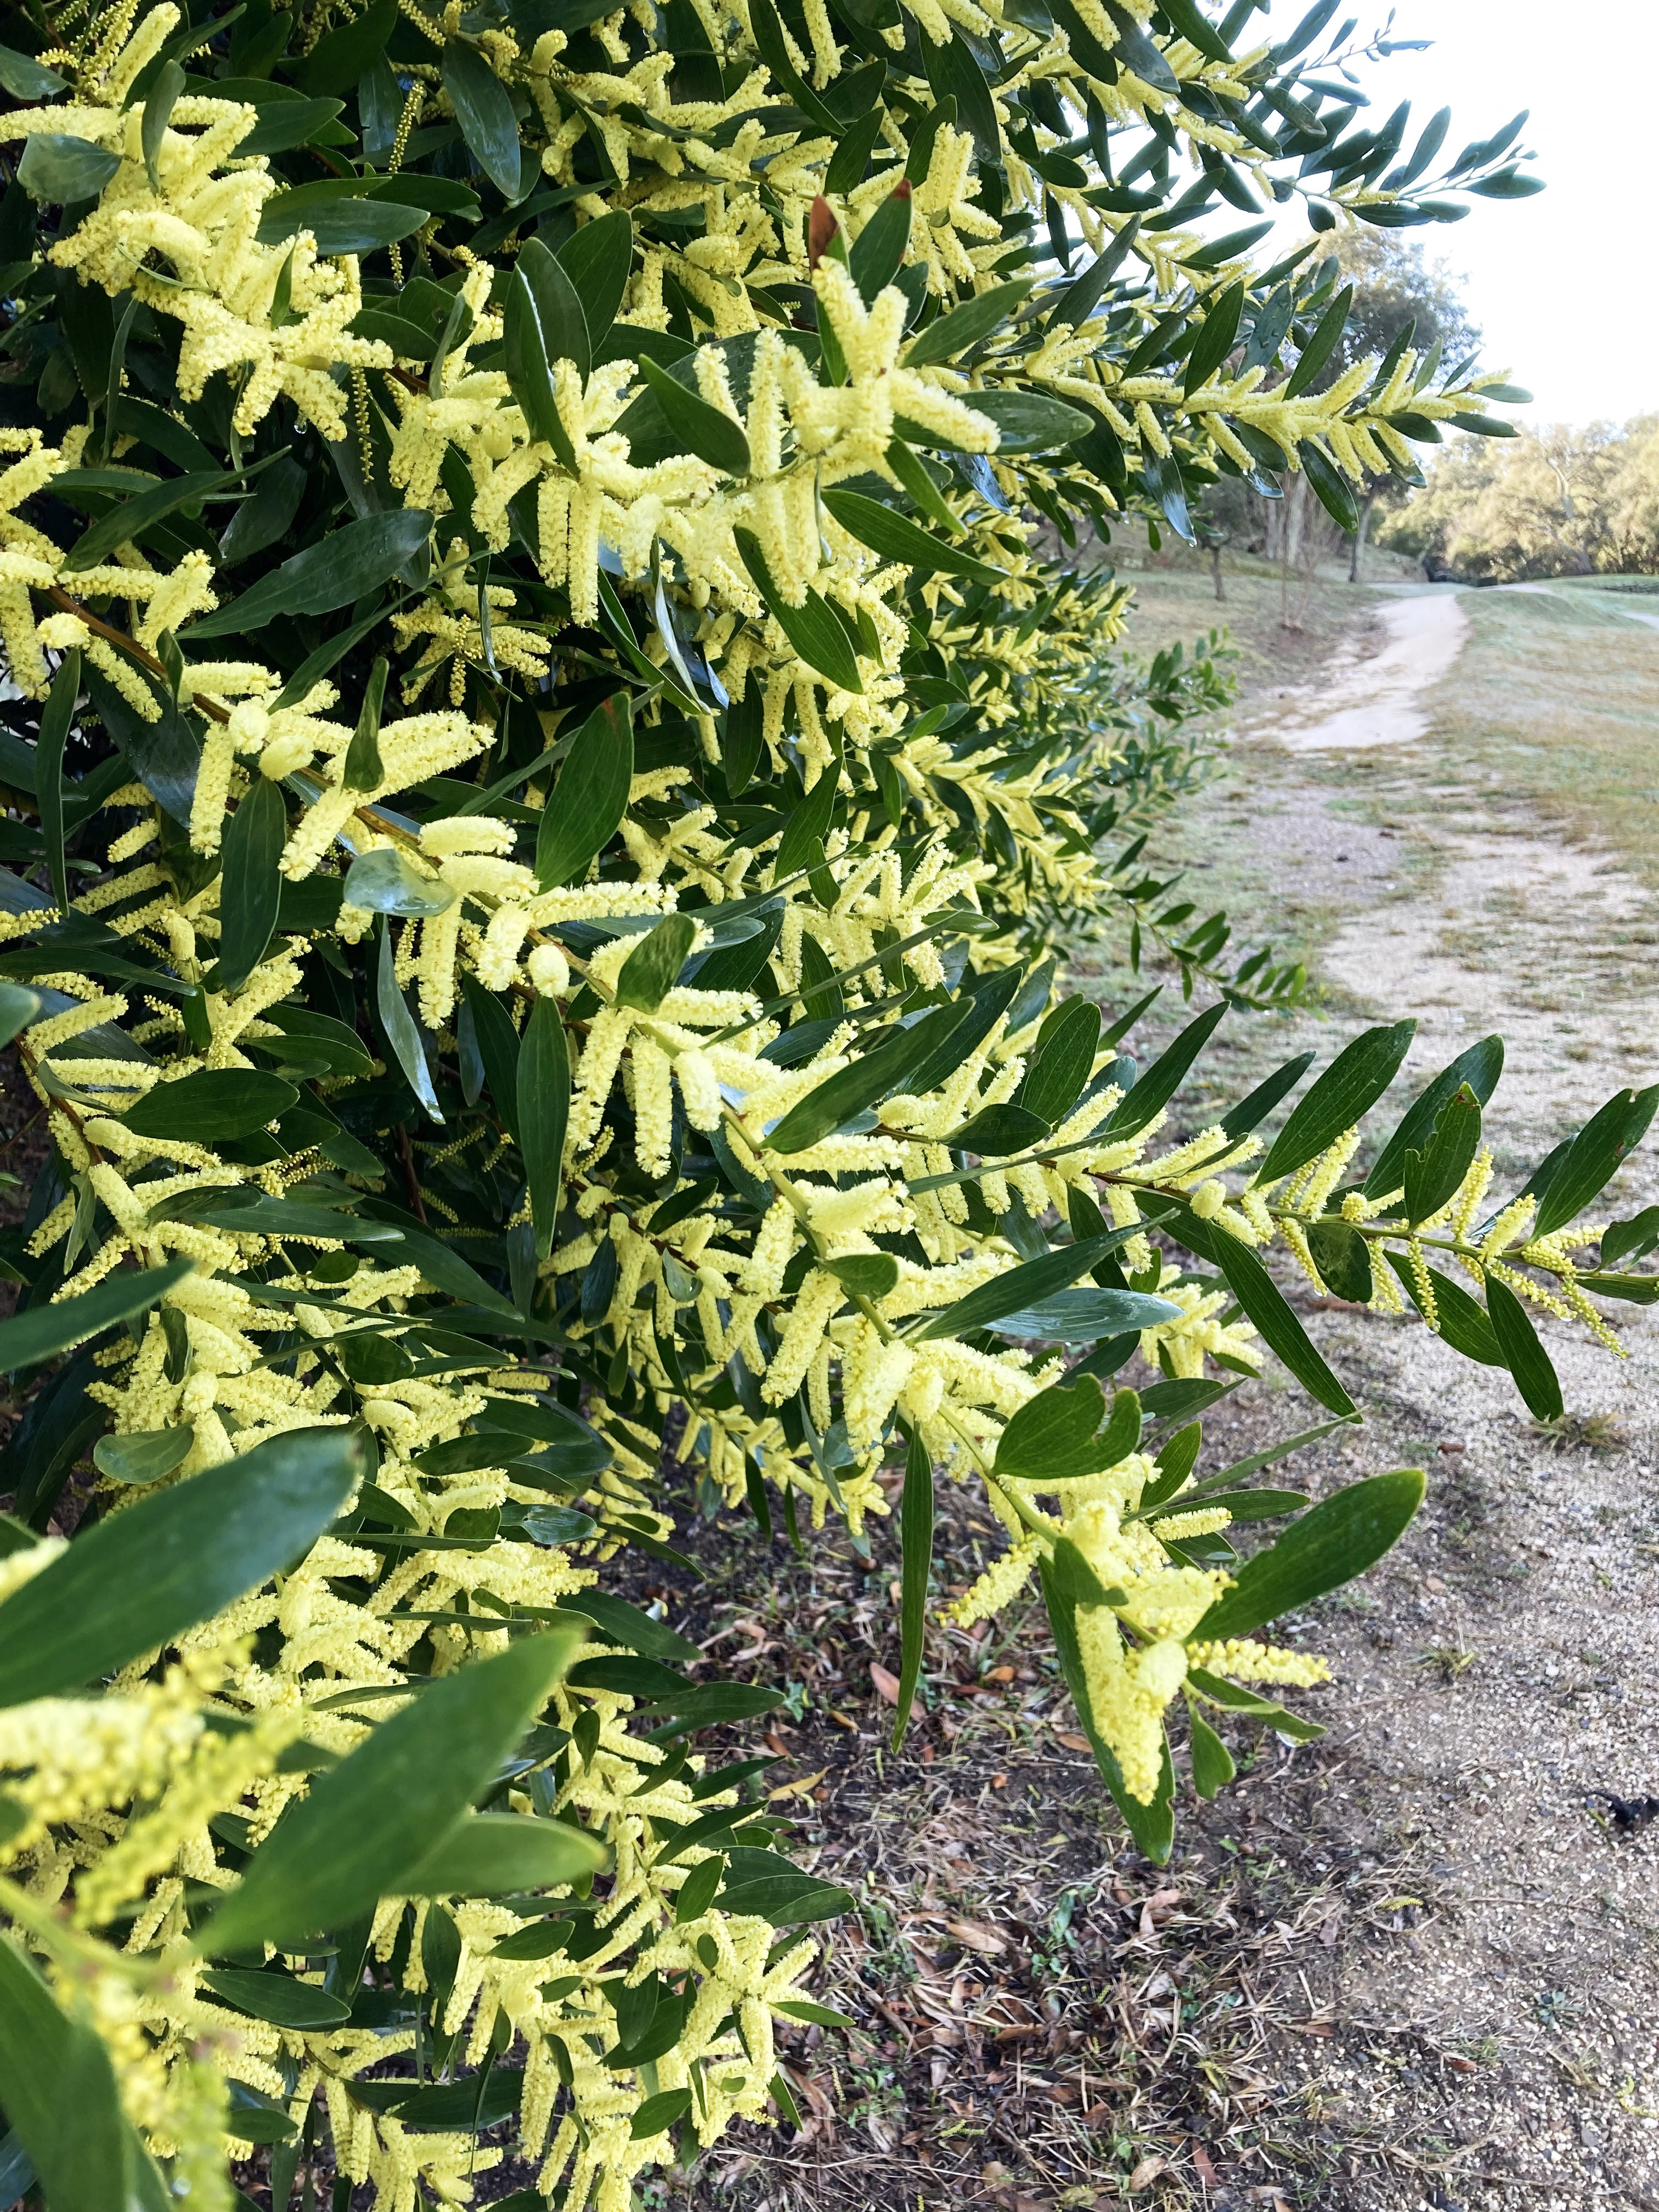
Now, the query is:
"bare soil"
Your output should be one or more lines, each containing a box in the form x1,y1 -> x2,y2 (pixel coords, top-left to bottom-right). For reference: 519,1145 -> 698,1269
656,562 -> 1659,2212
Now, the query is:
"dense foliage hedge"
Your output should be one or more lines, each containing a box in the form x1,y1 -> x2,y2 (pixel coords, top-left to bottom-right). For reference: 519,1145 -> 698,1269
0,1 -> 1650,2207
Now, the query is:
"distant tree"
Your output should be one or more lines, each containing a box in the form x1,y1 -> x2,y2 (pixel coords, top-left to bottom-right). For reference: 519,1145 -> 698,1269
1380,419 -> 1659,580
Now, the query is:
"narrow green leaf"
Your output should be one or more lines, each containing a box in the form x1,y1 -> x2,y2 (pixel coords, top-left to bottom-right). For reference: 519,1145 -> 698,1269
1402,1082 -> 1481,1224
556,209 -> 634,340
822,487 -> 1001,583
404,1810 -> 607,1895
1105,1000 -> 1227,1138
964,389 -> 1094,452
1182,278 -> 1245,396
141,59 -> 187,192
1385,1250 -> 1504,1365
1194,1469 -> 1425,1640
994,1374 -> 1110,1482
1186,1703 -> 1236,1797
199,1971 -> 352,2029
518,996 -> 571,1262
848,182 -> 913,303
1019,996 -> 1101,1127
891,1427 -> 933,1750
913,1238 -> 1175,1344
614,913 -> 696,1013
734,528 -> 864,692
36,650 -> 77,915
91,1426 -> 194,1486
1254,1019 -> 1415,1187
442,38 -> 522,197
1305,1215 -> 1373,1301
535,691 -> 634,888
1483,1273 -> 1562,1418
200,1628 -> 586,1955
519,234 -> 591,381
217,777 -> 286,993
185,510 -> 431,637
123,1068 -> 297,1140
640,355 -> 751,476
1299,439 -> 1362,533
342,657 -> 389,792
503,267 -> 578,471
763,1000 -> 968,1154
461,973 -> 523,1144
1210,1229 -> 1358,1417
1039,1559 -> 1173,1862
0,1424 -> 368,1706
1365,1035 -> 1503,1198
0,1255 -> 191,1375
902,279 -> 1032,368
255,195 -> 426,255
1532,1085 -> 1659,1239
377,919 -> 442,1122
1283,282 -> 1354,398
883,437 -> 964,532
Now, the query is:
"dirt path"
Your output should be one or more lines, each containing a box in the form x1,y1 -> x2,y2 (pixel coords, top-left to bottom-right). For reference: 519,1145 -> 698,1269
1249,588 -> 1471,752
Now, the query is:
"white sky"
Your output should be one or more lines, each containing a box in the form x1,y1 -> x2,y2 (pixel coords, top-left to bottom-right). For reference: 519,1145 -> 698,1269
1243,0 -> 1658,426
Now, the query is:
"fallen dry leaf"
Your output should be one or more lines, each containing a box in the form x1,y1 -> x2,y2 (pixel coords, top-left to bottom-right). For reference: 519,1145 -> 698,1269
1190,2140 -> 1219,2189
868,1661 -> 922,1718
1128,2155 -> 1167,2192
946,1917 -> 1007,1955
1054,1731 -> 1092,1753
768,1768 -> 827,1803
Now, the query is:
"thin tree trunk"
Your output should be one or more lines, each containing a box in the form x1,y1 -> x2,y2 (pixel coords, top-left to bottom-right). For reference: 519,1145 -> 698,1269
1280,474 -> 1306,629
1348,488 -> 1376,583
1210,544 -> 1224,601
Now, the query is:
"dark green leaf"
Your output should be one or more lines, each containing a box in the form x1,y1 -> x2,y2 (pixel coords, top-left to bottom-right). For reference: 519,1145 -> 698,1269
301,0 -> 397,94
461,973 -> 524,1143
1105,1000 -> 1227,1138
1254,1020 -> 1415,1187
519,234 -> 591,381
36,650 -> 77,915
1298,439 -> 1361,533
1532,1085 -> 1659,1239
557,209 -> 634,338
0,984 -> 39,1050
217,778 -> 286,992
186,510 -> 431,637
0,1256 -> 192,1375
965,390 -> 1095,451
141,59 -> 187,192
994,1374 -> 1111,1482
256,194 -> 426,254
241,96 -> 346,154
1186,1704 -> 1235,1797
1305,1216 -> 1373,1301
1019,997 -> 1101,1126
1219,1051 -> 1316,1140
945,1103 -> 1050,1154
1402,1082 -> 1481,1223
1104,0 -> 1181,91
535,691 -> 634,888
827,1252 -> 899,1300
631,2087 -> 693,2140
640,355 -> 751,475
1483,1272 -> 1562,1419
1186,1664 -> 1324,1740
1194,1469 -> 1425,1640
614,914 -> 696,1013
442,38 -> 523,197
763,1001 -> 968,1154
376,920 -> 442,1122
1364,1034 -> 1503,1197
903,280 -> 1032,368
519,997 -> 571,1262
1210,1229 -> 1358,1417
200,1971 -> 352,2029
0,1425 -> 368,1707
822,487 -> 1001,583
912,1238 -> 1175,1343
849,182 -> 913,302
342,657 -> 389,792
1601,1206 -> 1659,1268
734,529 -> 864,691
18,133 -> 120,203
92,1426 -> 193,1485
504,267 -> 577,469
201,1628 -> 586,1954
1283,282 -> 1354,397
1182,279 -> 1245,395
404,1810 -> 607,1895
1384,1250 -> 1504,1365
1039,1558 -> 1173,1862
892,1426 -> 933,1750
123,1069 -> 297,1139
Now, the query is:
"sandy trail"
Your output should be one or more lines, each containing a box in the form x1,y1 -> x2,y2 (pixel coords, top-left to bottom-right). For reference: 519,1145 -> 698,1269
1251,588 -> 1470,751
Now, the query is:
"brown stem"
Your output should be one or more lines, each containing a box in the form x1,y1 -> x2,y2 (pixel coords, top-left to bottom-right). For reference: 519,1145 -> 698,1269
47,587 -> 231,725
395,1122 -> 428,1223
